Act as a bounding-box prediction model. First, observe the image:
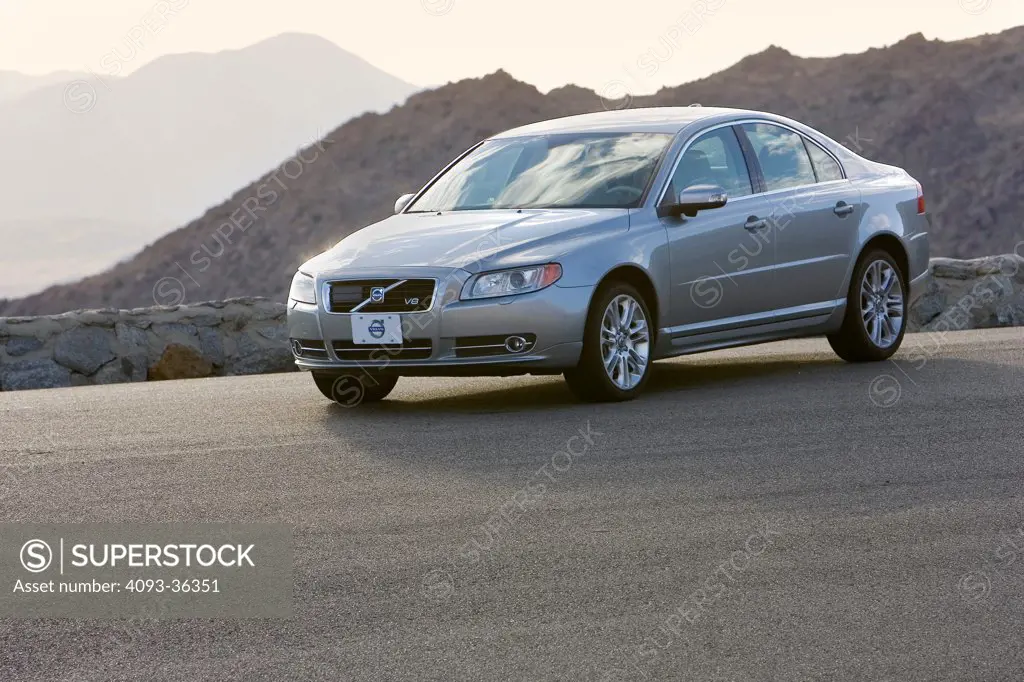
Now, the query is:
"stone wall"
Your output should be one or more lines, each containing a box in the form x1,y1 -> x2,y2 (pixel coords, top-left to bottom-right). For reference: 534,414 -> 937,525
909,254 -> 1024,332
2,255 -> 1023,392
0,298 -> 292,391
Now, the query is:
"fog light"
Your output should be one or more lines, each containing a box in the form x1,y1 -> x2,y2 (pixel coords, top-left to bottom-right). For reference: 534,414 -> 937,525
290,340 -> 303,357
505,336 -> 528,353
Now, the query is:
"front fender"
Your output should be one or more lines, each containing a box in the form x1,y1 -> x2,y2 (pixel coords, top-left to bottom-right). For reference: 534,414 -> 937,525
555,210 -> 671,327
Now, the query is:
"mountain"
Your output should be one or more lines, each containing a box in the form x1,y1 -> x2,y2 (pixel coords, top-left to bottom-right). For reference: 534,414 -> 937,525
4,27 -> 1024,316
0,34 -> 416,226
0,34 -> 417,299
0,70 -> 96,103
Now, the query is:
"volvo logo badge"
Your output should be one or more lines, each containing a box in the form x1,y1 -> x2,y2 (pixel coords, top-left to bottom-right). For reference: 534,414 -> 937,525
370,287 -> 386,303
368,320 -> 387,339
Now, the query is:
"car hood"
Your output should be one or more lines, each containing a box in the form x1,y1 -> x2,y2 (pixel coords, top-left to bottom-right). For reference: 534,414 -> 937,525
301,209 -> 629,274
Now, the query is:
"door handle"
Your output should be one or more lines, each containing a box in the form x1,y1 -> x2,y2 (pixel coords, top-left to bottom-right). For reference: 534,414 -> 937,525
834,201 -> 855,217
744,216 -> 768,231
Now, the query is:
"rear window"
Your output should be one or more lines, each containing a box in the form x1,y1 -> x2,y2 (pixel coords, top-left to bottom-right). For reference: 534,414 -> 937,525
805,140 -> 844,182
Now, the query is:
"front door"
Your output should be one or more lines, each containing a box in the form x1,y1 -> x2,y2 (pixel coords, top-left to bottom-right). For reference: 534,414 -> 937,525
660,125 -> 777,334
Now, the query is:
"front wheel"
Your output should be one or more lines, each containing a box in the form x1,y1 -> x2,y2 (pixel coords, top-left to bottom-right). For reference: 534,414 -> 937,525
564,282 -> 653,402
312,371 -> 399,406
827,249 -> 908,362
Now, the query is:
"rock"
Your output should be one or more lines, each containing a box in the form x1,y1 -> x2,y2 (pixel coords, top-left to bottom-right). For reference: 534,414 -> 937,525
180,309 -> 222,327
151,322 -> 199,344
930,258 -> 978,280
198,327 -> 225,366
224,347 -> 295,376
224,330 -> 293,375
71,310 -> 118,327
114,323 -> 150,382
53,327 -> 116,375
148,343 -> 214,381
1,317 -> 62,339
995,302 -> 1024,327
115,322 -> 148,351
0,359 -> 71,391
906,254 -> 1024,332
149,323 -> 201,366
256,324 -> 288,343
93,358 -> 134,385
122,356 -> 149,382
5,336 -> 44,357
928,255 -> 1024,281
122,316 -> 153,329
909,280 -> 945,328
249,301 -> 286,322
231,331 -> 261,358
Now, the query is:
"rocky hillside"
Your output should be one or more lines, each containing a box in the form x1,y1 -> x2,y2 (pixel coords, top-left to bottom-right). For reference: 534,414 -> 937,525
4,27 -> 1024,316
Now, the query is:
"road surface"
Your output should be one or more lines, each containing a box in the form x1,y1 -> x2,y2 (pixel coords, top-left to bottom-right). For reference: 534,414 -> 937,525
2,329 -> 1023,681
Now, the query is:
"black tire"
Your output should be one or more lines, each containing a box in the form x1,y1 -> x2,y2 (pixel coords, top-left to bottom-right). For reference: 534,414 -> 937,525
312,371 -> 399,406
564,281 -> 654,402
827,248 -> 908,363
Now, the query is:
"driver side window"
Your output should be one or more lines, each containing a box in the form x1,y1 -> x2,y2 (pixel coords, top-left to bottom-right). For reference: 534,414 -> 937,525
663,127 -> 753,204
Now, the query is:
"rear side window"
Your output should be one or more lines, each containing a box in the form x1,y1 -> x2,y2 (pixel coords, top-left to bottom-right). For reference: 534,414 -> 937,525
805,140 -> 844,182
741,123 -> 816,191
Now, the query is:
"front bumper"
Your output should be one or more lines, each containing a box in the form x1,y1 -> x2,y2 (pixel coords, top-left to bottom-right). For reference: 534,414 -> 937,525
287,267 -> 592,376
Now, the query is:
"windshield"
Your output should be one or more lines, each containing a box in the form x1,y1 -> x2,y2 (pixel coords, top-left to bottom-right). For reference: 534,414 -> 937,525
407,132 -> 674,212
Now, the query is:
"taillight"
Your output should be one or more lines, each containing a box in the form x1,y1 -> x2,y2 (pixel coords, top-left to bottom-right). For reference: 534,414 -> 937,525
916,182 -> 926,215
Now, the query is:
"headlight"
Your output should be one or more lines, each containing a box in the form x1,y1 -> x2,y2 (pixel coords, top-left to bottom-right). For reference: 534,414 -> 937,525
461,264 -> 562,300
289,272 -> 316,304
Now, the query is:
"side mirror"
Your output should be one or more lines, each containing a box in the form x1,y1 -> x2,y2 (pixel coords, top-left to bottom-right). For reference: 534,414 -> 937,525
394,193 -> 416,214
658,184 -> 728,219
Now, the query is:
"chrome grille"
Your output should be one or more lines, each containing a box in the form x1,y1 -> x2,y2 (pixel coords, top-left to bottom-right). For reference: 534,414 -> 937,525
454,334 -> 537,358
327,279 -> 435,314
331,339 -> 433,361
290,339 -> 328,360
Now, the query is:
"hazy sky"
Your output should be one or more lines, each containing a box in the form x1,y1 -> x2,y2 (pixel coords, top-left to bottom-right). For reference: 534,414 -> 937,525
2,0 -> 1021,93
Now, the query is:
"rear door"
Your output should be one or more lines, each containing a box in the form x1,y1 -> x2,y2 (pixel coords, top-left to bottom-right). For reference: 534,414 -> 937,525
739,123 -> 863,312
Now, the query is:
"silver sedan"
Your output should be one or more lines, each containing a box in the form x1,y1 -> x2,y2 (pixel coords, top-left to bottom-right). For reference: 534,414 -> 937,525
287,107 -> 930,403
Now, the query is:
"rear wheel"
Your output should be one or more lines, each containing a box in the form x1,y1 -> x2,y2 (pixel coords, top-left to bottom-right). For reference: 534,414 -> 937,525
827,249 -> 907,362
312,371 -> 399,406
564,282 -> 653,402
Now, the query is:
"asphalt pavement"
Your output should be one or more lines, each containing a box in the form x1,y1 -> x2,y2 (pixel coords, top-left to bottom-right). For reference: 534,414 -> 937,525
1,329 -> 1023,681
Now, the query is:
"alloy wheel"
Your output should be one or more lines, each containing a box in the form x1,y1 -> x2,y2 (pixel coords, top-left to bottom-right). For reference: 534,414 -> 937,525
860,260 -> 904,349
600,294 -> 650,390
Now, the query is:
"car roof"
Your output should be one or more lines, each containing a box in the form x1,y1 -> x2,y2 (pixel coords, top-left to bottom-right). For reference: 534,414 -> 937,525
491,107 -> 758,138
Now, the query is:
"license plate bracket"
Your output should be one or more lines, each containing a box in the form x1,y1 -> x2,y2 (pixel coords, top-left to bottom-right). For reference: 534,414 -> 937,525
351,315 -> 403,345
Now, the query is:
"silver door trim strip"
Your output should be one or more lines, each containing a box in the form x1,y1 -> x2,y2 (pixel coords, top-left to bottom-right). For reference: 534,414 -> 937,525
666,298 -> 846,339
772,254 -> 850,273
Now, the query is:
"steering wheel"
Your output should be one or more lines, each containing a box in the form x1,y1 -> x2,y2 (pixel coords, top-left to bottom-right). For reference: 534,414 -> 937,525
603,185 -> 643,202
